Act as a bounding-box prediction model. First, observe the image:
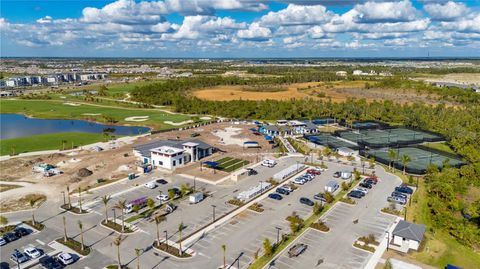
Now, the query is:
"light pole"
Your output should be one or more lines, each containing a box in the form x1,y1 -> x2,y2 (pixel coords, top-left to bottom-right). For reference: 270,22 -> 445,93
61,191 -> 66,206
212,205 -> 217,222
164,230 -> 168,250
193,177 -> 196,192
275,227 -> 282,246
112,208 -> 116,224
296,161 -> 299,172
385,231 -> 390,251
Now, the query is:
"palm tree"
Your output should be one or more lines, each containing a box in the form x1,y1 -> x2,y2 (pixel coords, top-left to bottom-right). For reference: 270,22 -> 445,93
222,244 -> 226,269
388,149 -> 397,171
154,215 -> 166,247
113,236 -> 122,269
102,195 -> 111,223
114,200 -> 127,232
178,222 -> 184,256
66,185 -> 71,209
61,140 -> 67,151
77,186 -> 82,212
135,248 -> 142,269
401,155 -> 411,175
29,199 -> 36,225
63,216 -> 68,243
78,220 -> 85,251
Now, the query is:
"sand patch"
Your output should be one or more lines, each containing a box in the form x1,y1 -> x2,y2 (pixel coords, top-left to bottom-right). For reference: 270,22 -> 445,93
125,116 -> 149,122
200,116 -> 212,120
63,102 -> 81,106
213,126 -> 248,146
164,120 -> 194,126
82,113 -> 102,116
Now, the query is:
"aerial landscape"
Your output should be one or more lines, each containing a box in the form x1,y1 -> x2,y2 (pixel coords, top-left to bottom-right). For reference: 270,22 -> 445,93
0,1 -> 480,269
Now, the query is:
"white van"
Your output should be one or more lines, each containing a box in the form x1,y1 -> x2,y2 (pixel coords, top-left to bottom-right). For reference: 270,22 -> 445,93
261,159 -> 277,168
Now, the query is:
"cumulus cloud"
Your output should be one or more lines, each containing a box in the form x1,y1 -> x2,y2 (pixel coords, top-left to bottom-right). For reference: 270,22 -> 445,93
237,22 -> 272,41
260,4 -> 334,26
350,0 -> 421,23
424,1 -> 470,21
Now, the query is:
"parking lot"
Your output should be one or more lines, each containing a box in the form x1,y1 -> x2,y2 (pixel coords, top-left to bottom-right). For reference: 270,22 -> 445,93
267,166 -> 401,269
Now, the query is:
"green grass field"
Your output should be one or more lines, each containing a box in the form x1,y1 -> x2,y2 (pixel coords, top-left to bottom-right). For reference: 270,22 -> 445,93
0,99 -> 193,130
0,132 -> 107,156
215,157 -> 249,172
422,142 -> 456,155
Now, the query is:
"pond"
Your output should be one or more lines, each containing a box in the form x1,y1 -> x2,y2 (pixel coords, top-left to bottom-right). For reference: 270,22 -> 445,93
0,114 -> 150,139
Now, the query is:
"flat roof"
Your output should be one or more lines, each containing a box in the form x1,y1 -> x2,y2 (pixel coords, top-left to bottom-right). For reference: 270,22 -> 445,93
151,146 -> 184,155
182,142 -> 199,147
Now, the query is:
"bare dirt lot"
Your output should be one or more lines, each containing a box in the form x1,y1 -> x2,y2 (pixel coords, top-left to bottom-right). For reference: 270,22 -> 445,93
0,122 -> 275,211
415,73 -> 480,86
193,81 -> 448,105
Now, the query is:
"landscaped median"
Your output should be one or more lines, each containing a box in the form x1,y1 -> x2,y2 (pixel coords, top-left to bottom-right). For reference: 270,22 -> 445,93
101,219 -> 135,234
55,237 -> 91,256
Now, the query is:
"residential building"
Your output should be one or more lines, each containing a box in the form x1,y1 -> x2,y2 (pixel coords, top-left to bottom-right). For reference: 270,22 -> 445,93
391,220 -> 426,252
336,71 -> 347,77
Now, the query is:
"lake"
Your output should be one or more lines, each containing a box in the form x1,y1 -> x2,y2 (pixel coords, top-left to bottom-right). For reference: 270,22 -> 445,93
0,114 -> 150,139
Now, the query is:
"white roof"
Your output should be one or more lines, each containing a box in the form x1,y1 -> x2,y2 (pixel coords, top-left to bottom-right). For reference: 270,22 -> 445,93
151,146 -> 184,155
182,142 -> 199,147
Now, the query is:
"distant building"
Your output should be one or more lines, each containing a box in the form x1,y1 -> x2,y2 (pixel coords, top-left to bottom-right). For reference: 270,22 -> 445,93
133,139 -> 214,170
391,220 -> 426,252
336,71 -> 347,77
353,70 -> 363,76
0,90 -> 15,98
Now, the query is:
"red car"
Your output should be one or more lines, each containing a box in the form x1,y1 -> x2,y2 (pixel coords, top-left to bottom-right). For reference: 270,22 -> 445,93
307,169 -> 321,175
364,177 -> 378,184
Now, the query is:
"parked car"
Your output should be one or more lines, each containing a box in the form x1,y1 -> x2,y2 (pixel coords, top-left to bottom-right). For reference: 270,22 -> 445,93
144,181 -> 157,189
57,253 -> 74,265
348,191 -> 364,199
168,187 -> 182,196
0,262 -> 10,269
388,196 -> 406,205
246,168 -> 258,176
359,182 -> 373,189
24,247 -> 42,259
333,171 -> 341,178
10,249 -> 28,263
307,169 -> 321,175
276,187 -> 290,195
39,256 -> 64,269
14,227 -> 29,237
268,193 -> 283,200
155,179 -> 168,185
292,178 -> 305,185
391,191 -> 407,199
300,197 -> 314,206
288,243 -> 307,258
261,159 -> 276,168
363,179 -> 376,186
0,236 -> 6,246
4,232 -> 19,242
281,185 -> 294,192
354,187 -> 368,195
313,193 -> 327,203
164,203 -> 177,214
155,194 -> 169,202
364,177 -> 378,184
395,185 -> 413,194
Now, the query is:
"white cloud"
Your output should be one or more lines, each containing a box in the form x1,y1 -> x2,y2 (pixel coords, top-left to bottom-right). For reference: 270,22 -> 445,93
237,22 -> 272,41
424,1 -> 470,21
440,13 -> 480,33
260,4 -> 334,26
350,0 -> 421,23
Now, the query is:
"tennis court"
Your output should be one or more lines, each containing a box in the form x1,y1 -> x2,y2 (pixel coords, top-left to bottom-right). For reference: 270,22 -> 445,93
351,121 -> 383,130
337,128 -> 444,148
305,133 -> 359,150
362,147 -> 465,174
212,157 -> 250,172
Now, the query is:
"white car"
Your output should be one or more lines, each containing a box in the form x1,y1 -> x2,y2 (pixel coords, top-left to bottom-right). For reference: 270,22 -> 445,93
155,194 -> 169,202
24,247 -> 41,259
58,252 -> 74,265
280,185 -> 293,192
292,178 -> 305,185
144,181 -> 157,189
0,236 -> 6,246
354,187 -> 369,195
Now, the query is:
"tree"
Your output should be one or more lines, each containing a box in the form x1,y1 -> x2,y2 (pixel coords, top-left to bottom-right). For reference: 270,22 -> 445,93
0,216 -> 8,225
178,222 -> 185,256
384,258 -> 393,269
98,85 -> 109,96
388,149 -> 397,171
114,200 -> 127,232
29,199 -> 36,225
180,183 -> 192,196
77,186 -> 83,212
147,198 -> 155,210
287,212 -> 304,234
221,244 -> 226,269
312,202 -> 323,215
322,147 -> 332,158
102,195 -> 111,222
66,185 -> 71,209
63,216 -> 68,242
401,154 -> 411,175
113,236 -> 123,269
135,248 -> 142,269
341,181 -> 350,191
78,220 -> 85,251
154,215 -> 166,247
263,238 -> 273,256
61,139 -> 67,151
168,189 -> 176,200
323,192 -> 334,203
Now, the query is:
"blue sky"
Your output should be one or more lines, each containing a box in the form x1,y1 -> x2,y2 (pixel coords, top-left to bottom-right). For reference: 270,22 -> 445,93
1,0 -> 479,57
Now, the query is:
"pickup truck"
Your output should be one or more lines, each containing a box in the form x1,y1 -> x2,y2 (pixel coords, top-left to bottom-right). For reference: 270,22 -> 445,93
288,243 -> 307,258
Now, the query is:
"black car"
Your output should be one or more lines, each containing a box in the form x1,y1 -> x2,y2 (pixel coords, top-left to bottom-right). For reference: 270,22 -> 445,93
14,227 -> 29,237
300,197 -> 314,206
395,185 -> 413,194
333,172 -> 341,178
268,193 -> 283,200
391,191 -> 407,199
156,179 -> 168,185
276,187 -> 290,195
359,182 -> 373,189
39,256 -> 64,269
348,191 -> 363,199
247,168 -> 258,176
0,262 -> 10,269
313,193 -> 327,203
363,179 -> 375,185
3,232 -> 19,242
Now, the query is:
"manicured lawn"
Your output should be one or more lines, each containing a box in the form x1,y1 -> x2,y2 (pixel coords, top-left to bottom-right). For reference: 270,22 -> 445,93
0,99 -> 193,130
0,132 -> 106,156
215,158 -> 249,172
422,142 -> 456,155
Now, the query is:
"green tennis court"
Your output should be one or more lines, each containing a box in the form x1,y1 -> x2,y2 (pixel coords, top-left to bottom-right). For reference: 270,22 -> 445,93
306,133 -> 359,150
338,128 -> 443,148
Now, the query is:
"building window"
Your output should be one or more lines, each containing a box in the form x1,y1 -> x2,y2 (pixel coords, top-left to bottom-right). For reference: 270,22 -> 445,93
159,161 -> 163,165
179,159 -> 182,164
173,160 -> 176,166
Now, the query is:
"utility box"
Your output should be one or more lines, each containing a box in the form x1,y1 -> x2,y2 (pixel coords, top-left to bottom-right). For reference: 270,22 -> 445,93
189,192 -> 204,204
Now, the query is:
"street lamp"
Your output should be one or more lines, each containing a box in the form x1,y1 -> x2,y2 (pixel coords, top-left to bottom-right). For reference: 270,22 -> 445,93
193,177 -> 196,192
112,208 -> 116,224
385,231 -> 390,251
275,227 -> 282,246
61,191 -> 66,206
212,205 -> 217,222
164,230 -> 168,250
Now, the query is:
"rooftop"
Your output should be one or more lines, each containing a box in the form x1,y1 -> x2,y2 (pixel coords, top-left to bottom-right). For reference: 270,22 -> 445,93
151,146 -> 184,155
392,220 -> 426,242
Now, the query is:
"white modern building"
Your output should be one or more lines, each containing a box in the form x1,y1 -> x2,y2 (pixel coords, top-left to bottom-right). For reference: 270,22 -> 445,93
391,220 -> 426,252
134,139 -> 214,170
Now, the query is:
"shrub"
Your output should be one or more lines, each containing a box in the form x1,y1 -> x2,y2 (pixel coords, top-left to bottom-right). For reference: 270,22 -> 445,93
310,221 -> 330,232
227,199 -> 245,207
